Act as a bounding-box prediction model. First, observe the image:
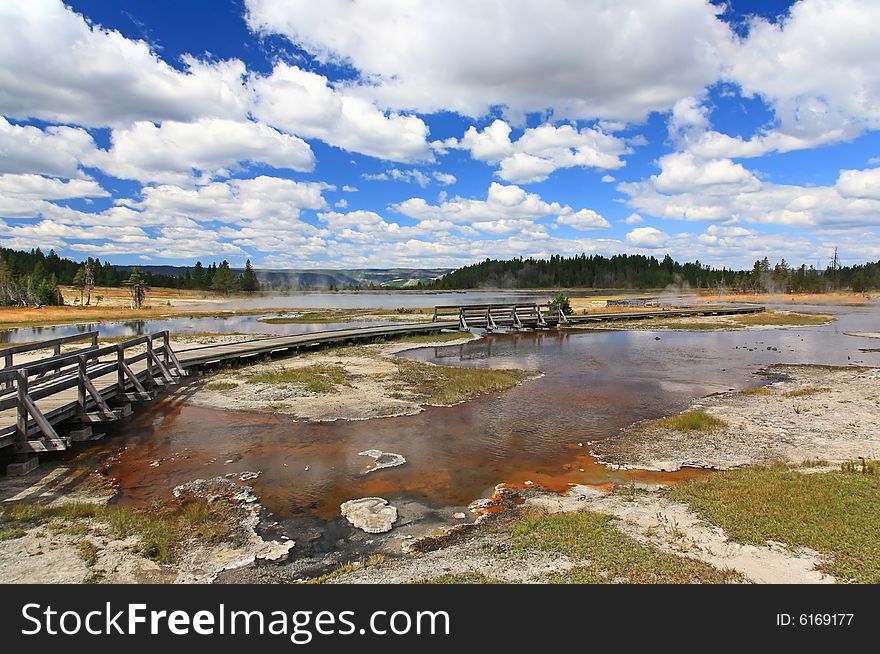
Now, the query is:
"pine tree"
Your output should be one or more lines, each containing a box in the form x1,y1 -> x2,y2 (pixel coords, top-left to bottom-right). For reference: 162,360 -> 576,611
240,259 -> 260,292
210,260 -> 238,294
123,268 -> 149,309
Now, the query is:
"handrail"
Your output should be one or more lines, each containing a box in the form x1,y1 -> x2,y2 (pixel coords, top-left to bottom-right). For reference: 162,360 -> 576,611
0,331 -> 99,362
0,332 -> 168,383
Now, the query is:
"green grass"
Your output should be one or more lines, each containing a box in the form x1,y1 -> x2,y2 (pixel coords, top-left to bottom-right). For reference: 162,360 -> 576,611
259,310 -> 370,324
510,511 -> 743,584
300,555 -> 385,584
246,364 -> 350,393
78,540 -> 98,566
742,386 -> 775,396
206,381 -> 238,391
732,311 -> 832,327
783,386 -> 832,398
667,464 -> 880,583
417,572 -> 505,584
396,331 -> 474,344
393,359 -> 535,405
656,410 -> 728,433
0,499 -> 240,564
0,526 -> 27,541
841,459 -> 878,475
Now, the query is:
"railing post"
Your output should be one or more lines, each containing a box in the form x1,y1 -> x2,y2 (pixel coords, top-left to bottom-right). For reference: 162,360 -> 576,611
163,331 -> 170,367
16,369 -> 28,440
91,333 -> 99,348
146,338 -> 155,389
77,355 -> 87,413
116,345 -> 125,393
4,353 -> 12,389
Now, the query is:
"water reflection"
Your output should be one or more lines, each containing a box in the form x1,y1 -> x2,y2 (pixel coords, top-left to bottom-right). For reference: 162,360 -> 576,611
91,304 -> 879,519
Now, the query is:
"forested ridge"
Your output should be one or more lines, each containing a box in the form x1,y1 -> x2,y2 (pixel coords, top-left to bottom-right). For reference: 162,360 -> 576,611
0,247 -> 259,306
423,254 -> 880,293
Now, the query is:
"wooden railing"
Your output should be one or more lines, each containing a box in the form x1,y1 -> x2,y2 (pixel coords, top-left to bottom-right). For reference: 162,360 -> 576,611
1,331 -> 100,389
432,303 -> 569,329
0,331 -> 184,450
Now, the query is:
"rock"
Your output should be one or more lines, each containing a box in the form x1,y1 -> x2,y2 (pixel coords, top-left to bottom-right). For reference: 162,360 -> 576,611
453,512 -> 466,519
340,497 -> 398,533
238,471 -> 261,482
358,449 -> 406,474
173,477 -> 258,504
566,484 -> 603,500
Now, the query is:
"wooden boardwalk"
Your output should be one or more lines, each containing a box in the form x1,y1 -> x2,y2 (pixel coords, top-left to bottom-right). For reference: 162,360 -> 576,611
0,332 -> 185,461
0,303 -> 764,469
433,302 -> 764,330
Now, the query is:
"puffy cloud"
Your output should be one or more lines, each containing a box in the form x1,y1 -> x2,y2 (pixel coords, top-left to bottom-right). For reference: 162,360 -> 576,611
122,176 -> 329,225
652,152 -> 761,195
728,0 -> 880,148
626,226 -> 669,248
556,209 -> 611,231
0,174 -> 107,201
393,182 -> 564,224
622,163 -> 880,229
251,63 -> 432,163
623,213 -> 644,225
452,120 -> 629,183
92,119 -> 314,185
0,117 -> 97,178
0,0 -> 249,127
245,0 -> 734,122
836,167 -> 880,200
0,173 -> 108,218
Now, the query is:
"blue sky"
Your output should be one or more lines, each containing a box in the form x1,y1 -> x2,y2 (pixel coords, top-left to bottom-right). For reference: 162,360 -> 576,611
1,0 -> 879,270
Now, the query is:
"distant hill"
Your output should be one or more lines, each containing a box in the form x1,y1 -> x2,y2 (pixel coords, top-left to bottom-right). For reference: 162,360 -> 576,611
115,265 -> 452,290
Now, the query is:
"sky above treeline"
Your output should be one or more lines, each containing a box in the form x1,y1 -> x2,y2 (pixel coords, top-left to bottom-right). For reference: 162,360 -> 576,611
1,0 -> 879,270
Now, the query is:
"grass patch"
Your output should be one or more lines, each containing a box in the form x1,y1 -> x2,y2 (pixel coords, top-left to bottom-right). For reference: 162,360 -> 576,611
417,572 -> 504,584
841,459 -> 877,475
732,311 -> 832,327
300,555 -> 385,584
78,540 -> 98,566
396,331 -> 474,344
510,511 -> 742,584
656,410 -> 728,433
0,499 -> 240,564
393,358 -> 535,405
783,386 -> 831,398
0,526 -> 27,541
260,310 -> 370,324
667,464 -> 880,582
742,386 -> 775,396
247,364 -> 350,393
206,381 -> 238,391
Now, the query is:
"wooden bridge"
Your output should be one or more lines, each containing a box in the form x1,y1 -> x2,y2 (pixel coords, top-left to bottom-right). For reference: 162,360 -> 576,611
0,302 -> 764,473
432,302 -> 764,331
0,331 -> 186,472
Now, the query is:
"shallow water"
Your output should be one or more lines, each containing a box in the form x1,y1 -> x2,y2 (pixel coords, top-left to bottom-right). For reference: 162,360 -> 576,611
183,289 -> 639,311
90,303 -> 879,520
0,316 -> 394,345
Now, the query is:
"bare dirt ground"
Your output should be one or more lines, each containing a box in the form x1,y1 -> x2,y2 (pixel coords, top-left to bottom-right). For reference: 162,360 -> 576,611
593,365 -> 880,471
333,485 -> 831,584
0,468 -> 293,584
187,333 -> 517,421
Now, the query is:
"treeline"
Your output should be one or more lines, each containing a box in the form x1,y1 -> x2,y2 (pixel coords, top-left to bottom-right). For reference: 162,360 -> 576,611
0,247 -> 260,306
423,254 -> 880,293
